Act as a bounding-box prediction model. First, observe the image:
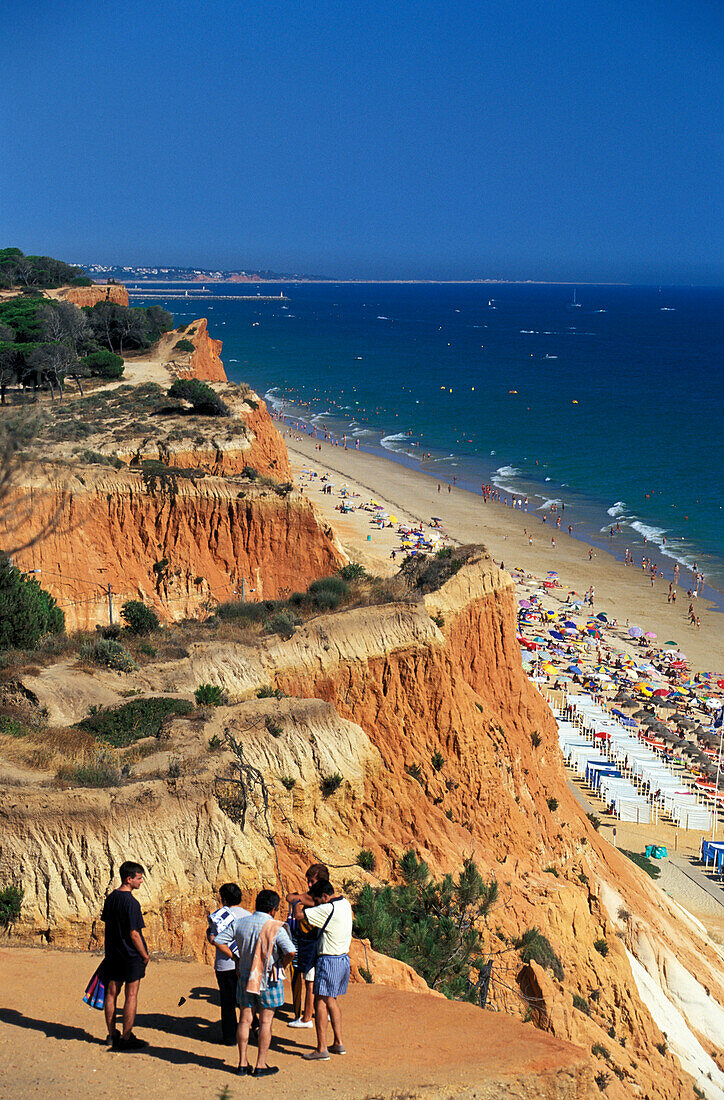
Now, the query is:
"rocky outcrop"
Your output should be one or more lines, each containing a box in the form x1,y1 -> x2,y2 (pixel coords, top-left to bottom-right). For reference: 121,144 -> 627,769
173,318 -> 226,382
8,468 -> 343,630
57,284 -> 129,307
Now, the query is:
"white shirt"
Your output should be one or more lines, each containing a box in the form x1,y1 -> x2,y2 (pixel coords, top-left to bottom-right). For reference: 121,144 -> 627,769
304,897 -> 353,956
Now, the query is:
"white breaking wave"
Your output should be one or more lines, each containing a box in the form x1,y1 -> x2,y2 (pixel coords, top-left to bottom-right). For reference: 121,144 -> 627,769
607,501 -> 627,518
492,465 -> 523,493
538,498 -> 562,510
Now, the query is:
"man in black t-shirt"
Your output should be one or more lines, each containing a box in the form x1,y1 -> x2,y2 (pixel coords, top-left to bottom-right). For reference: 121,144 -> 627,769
101,860 -> 150,1051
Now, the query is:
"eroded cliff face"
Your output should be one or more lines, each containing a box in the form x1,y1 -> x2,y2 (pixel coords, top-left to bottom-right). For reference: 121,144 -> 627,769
173,318 -> 226,382
2,555 -> 722,1098
57,284 -> 130,308
9,469 -> 342,630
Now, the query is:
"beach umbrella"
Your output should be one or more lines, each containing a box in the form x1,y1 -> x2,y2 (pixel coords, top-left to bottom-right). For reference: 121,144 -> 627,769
568,664 -> 585,675
633,708 -> 649,718
629,626 -> 644,638
519,599 -> 533,608
717,679 -> 724,689
644,631 -> 657,640
652,688 -> 669,697
596,612 -> 609,622
657,698 -> 677,710
665,640 -> 678,647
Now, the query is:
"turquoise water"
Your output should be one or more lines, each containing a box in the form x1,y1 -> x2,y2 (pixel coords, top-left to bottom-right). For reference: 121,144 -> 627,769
135,282 -> 724,602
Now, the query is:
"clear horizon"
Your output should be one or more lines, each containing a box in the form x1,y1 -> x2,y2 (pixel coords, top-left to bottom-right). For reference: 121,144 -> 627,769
3,0 -> 723,284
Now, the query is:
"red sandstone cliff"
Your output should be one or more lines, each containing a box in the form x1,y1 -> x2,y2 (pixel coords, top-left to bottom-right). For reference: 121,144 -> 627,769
56,284 -> 130,308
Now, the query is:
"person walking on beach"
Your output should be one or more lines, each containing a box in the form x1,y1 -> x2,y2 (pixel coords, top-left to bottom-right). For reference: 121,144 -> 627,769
207,883 -> 249,1046
216,889 -> 296,1078
294,879 -> 353,1061
101,860 -> 150,1051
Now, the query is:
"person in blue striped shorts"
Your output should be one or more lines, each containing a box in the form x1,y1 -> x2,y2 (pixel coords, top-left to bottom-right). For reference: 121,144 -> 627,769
295,879 -> 353,1060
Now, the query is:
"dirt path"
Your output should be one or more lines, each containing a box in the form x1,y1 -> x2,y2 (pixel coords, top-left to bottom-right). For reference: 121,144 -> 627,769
0,947 -> 590,1099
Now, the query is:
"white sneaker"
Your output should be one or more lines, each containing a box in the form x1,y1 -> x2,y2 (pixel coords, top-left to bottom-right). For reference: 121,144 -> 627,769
288,1018 -> 314,1028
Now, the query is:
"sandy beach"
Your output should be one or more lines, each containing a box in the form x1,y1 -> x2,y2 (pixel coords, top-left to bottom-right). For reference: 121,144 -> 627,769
280,425 -> 724,675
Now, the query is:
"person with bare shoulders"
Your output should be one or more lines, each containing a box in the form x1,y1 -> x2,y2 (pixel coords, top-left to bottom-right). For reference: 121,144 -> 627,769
286,863 -> 329,1029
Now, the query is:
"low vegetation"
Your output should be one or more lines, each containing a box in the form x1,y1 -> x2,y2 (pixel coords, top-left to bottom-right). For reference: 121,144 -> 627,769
79,638 -> 138,672
168,378 -> 230,417
76,697 -> 193,747
353,853 -> 498,1002
621,849 -> 661,880
515,927 -> 564,981
195,683 -> 226,707
0,884 -> 23,926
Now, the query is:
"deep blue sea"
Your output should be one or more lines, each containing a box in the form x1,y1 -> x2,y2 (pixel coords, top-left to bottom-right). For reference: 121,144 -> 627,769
133,282 -> 724,602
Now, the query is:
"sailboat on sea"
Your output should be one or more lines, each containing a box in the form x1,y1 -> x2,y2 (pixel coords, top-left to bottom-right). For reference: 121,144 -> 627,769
570,288 -> 582,308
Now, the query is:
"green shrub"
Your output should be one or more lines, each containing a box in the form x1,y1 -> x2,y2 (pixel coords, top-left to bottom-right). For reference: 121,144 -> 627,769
531,732 -> 542,748
594,938 -> 609,957
242,465 -> 259,480
280,776 -> 296,791
195,683 -> 225,707
168,378 -> 230,417
168,758 -> 181,778
357,849 -> 376,872
208,734 -> 223,750
432,613 -> 445,628
307,575 -> 349,611
0,716 -> 30,738
592,1043 -> 610,1059
266,610 -> 298,639
173,338 -> 195,352
81,349 -> 124,379
216,599 -> 273,623
573,993 -> 591,1015
62,748 -> 121,787
431,751 -> 445,772
353,853 -> 498,1001
594,1071 -> 610,1092
338,562 -> 366,581
257,684 -> 284,699
0,884 -> 23,926
77,449 -> 124,468
0,557 -> 65,652
121,600 -> 160,636
77,697 -> 193,746
321,773 -> 344,798
546,797 -> 558,812
265,715 -> 282,737
621,849 -> 661,880
358,966 -> 374,984
587,812 -> 602,831
79,638 -> 137,672
405,763 -> 424,784
515,927 -> 564,981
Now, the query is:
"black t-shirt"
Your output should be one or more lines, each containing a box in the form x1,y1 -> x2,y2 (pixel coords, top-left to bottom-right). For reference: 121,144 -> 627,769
101,889 -> 147,964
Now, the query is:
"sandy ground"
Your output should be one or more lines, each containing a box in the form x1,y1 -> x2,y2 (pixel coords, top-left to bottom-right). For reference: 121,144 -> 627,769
282,428 -> 724,675
0,947 -> 585,1099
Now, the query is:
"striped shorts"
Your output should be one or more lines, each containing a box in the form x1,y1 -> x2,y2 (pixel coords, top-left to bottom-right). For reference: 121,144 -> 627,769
314,954 -> 350,998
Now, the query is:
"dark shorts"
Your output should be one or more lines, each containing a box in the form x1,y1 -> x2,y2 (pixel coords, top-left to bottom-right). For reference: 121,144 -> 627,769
104,956 -> 146,984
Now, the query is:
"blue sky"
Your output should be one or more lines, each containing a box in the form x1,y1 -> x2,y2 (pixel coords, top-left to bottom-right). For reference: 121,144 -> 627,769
2,0 -> 722,281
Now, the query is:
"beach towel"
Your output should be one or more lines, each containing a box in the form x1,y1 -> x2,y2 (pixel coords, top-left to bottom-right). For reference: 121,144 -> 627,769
207,905 -> 240,957
83,962 -> 106,1010
246,918 -> 283,994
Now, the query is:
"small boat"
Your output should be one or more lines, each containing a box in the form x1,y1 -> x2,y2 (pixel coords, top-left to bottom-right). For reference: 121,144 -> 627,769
570,288 -> 582,308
